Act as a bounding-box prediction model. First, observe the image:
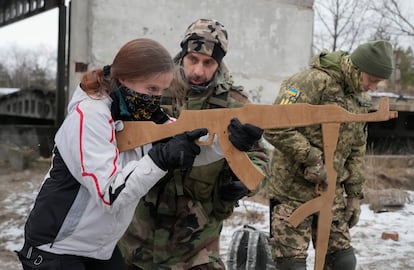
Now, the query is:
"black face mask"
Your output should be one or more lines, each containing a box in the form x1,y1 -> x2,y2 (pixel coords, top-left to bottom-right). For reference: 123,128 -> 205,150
119,86 -> 162,120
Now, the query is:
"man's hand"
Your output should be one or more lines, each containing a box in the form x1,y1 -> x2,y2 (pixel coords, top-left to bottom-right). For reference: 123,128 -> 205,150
345,197 -> 361,228
303,157 -> 328,189
228,118 -> 263,151
148,128 -> 208,170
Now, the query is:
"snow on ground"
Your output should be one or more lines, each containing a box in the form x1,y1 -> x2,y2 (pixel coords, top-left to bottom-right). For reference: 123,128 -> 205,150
221,192 -> 414,269
1,182 -> 413,270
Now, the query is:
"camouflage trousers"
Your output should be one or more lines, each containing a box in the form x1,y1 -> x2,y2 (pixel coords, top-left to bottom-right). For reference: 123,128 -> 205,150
270,194 -> 352,260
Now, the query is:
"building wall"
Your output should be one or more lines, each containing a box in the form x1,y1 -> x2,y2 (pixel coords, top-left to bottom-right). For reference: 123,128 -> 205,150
0,89 -> 55,120
69,0 -> 314,105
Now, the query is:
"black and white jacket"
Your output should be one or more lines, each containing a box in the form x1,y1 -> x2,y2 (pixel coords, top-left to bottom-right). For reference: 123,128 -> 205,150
23,85 -> 224,260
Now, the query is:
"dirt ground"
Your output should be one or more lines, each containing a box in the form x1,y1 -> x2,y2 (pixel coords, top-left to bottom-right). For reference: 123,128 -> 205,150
0,158 -> 51,270
0,155 -> 413,270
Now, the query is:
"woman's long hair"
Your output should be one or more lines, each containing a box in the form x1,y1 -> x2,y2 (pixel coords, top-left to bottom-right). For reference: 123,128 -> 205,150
80,38 -> 174,97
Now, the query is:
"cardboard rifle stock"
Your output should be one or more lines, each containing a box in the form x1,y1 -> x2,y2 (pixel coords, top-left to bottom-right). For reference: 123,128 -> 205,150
116,97 -> 397,270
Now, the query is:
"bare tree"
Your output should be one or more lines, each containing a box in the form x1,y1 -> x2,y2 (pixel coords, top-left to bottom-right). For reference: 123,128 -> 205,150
0,63 -> 12,87
371,0 -> 414,42
367,0 -> 414,93
0,45 -> 56,89
313,0 -> 376,53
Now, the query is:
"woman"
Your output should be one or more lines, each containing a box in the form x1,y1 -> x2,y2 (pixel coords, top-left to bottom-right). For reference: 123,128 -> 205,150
17,38 -> 207,270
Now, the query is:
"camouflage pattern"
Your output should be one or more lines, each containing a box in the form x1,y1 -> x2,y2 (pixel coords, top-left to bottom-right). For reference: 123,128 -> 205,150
270,187 -> 352,258
118,55 -> 270,270
264,50 -> 370,263
180,19 -> 228,60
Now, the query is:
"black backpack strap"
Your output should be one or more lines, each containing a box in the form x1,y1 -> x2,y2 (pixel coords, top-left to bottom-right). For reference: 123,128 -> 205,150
269,199 -> 280,237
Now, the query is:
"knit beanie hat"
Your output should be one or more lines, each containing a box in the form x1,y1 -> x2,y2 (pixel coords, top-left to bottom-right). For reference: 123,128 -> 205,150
350,40 -> 393,79
180,18 -> 228,64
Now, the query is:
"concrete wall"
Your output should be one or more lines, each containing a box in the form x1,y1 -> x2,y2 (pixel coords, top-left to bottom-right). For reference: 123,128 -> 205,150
69,0 -> 314,105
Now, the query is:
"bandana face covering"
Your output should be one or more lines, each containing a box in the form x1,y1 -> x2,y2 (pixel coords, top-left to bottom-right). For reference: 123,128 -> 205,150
119,86 -> 162,120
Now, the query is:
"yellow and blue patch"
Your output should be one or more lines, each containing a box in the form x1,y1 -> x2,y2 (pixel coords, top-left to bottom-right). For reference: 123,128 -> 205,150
280,87 -> 301,104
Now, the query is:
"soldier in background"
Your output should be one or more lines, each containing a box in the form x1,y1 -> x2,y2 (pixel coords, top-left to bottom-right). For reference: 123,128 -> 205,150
264,40 -> 394,270
118,18 -> 270,270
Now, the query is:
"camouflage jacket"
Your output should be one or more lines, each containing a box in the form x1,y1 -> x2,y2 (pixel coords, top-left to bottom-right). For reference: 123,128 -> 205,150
264,50 -> 370,203
118,56 -> 270,270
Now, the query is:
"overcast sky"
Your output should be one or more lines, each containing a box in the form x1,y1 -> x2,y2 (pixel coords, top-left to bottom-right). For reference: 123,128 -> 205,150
0,8 -> 59,50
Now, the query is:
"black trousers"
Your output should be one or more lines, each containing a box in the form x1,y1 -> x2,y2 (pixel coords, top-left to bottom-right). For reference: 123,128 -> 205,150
17,242 -> 126,270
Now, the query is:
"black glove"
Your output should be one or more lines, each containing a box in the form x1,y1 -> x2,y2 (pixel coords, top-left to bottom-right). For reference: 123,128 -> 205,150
228,118 -> 263,151
220,177 -> 250,202
148,128 -> 208,170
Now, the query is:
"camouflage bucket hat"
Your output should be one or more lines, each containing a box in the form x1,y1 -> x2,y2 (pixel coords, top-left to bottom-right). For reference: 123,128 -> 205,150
180,18 -> 228,64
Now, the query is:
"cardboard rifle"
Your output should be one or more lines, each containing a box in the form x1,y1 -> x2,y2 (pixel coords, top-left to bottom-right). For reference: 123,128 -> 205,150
116,97 -> 397,270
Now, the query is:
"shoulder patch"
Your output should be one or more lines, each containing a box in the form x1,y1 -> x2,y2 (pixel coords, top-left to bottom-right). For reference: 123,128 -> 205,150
280,87 -> 301,104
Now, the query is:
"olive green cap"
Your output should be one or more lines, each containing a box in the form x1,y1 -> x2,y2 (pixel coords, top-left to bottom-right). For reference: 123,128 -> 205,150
350,40 -> 393,79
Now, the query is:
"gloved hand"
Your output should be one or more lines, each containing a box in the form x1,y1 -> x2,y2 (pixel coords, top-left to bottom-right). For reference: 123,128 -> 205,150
345,197 -> 361,228
220,178 -> 250,201
228,118 -> 263,151
303,156 -> 328,189
148,128 -> 208,170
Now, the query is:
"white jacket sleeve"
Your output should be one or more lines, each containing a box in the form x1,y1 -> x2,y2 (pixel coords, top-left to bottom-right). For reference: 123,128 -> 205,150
193,133 -> 225,166
55,98 -> 166,214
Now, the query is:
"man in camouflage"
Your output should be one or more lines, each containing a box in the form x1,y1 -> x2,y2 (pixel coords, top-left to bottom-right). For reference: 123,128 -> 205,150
264,40 -> 393,270
118,18 -> 270,270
